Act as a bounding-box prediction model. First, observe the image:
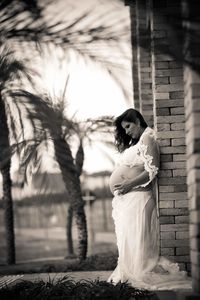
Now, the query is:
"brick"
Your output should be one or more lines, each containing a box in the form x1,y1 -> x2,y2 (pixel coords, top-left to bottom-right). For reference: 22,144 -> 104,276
173,255 -> 190,263
173,169 -> 187,177
169,61 -> 182,69
160,154 -> 173,162
161,161 -> 186,169
176,246 -> 190,255
171,138 -> 186,146
160,208 -> 188,216
155,54 -> 174,61
170,91 -> 184,99
160,146 -> 185,155
161,231 -> 175,239
161,224 -> 188,231
156,99 -> 183,108
156,84 -> 183,92
161,248 -> 175,256
140,62 -> 150,67
141,78 -> 152,84
171,123 -> 185,130
157,131 -> 185,139
174,184 -> 187,192
157,123 -> 170,131
175,200 -> 188,208
158,170 -> 172,177
176,231 -> 189,239
157,115 -> 185,123
171,107 -> 185,115
160,192 -> 187,201
140,67 -> 151,72
140,99 -> 153,105
141,93 -> 153,100
175,216 -> 189,224
170,76 -> 183,83
155,62 -> 169,69
159,216 -> 174,224
159,185 -> 174,192
155,92 -> 170,99
141,84 -> 152,90
161,239 -> 189,247
173,154 -> 186,161
159,200 -> 174,208
155,77 -> 169,84
156,108 -> 170,115
139,56 -> 151,62
158,139 -> 171,146
156,69 -> 183,77
142,99 -> 153,106
159,177 -> 186,185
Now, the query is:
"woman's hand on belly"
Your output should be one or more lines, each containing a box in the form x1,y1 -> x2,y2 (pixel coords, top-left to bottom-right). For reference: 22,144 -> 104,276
113,179 -> 134,195
114,179 -> 152,195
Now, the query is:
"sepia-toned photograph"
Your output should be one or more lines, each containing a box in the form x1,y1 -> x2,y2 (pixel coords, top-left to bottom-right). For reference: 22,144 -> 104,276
0,0 -> 200,299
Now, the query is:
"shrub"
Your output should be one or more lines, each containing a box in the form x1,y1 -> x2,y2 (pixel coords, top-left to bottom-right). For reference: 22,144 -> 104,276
0,276 -> 155,300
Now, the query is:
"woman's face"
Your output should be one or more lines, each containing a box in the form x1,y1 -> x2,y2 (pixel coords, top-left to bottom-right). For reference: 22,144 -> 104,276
121,119 -> 141,139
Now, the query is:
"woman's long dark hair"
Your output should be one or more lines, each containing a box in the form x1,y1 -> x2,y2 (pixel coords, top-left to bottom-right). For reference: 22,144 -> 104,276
114,108 -> 148,152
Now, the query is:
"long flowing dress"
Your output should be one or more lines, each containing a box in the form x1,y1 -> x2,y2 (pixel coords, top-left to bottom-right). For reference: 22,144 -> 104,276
108,127 -> 191,290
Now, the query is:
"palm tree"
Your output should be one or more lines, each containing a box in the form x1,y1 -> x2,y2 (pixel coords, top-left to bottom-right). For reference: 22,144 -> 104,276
11,87 -> 115,259
0,47 -> 30,264
64,116 -> 115,256
11,90 -> 89,260
0,0 -> 132,104
1,0 -> 131,261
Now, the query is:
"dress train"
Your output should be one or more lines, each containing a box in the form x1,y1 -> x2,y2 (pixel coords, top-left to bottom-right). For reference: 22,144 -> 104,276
108,190 -> 191,291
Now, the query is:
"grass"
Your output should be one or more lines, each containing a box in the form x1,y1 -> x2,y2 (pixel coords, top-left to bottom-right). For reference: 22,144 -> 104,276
0,251 -> 118,275
0,226 -> 117,263
0,276 -> 157,300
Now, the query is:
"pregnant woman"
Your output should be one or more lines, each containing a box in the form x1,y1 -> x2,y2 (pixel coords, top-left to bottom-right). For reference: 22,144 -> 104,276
108,108 -> 190,290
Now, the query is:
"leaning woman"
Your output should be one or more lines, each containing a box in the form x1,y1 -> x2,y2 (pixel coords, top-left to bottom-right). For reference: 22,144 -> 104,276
108,108 -> 190,290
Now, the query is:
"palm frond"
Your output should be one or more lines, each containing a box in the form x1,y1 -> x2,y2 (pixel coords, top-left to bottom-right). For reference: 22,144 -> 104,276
0,46 -> 32,89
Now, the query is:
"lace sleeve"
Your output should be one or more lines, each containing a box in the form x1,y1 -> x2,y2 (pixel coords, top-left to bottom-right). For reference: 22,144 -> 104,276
138,132 -> 160,187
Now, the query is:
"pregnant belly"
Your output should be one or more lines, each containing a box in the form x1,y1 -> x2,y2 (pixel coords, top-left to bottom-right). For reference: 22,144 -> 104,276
109,164 -> 144,194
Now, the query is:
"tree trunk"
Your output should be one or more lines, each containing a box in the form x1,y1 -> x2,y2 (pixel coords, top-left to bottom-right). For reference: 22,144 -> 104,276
66,140 -> 85,256
53,137 -> 87,260
66,204 -> 74,256
2,165 -> 15,264
0,95 -> 15,265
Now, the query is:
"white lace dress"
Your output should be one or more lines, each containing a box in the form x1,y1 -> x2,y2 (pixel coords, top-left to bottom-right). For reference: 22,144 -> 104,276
108,127 -> 191,290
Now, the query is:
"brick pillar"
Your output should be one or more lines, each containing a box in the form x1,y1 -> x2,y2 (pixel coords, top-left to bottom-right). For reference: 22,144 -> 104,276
136,0 -> 154,127
183,0 -> 200,292
150,0 -> 190,272
128,1 -> 140,110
